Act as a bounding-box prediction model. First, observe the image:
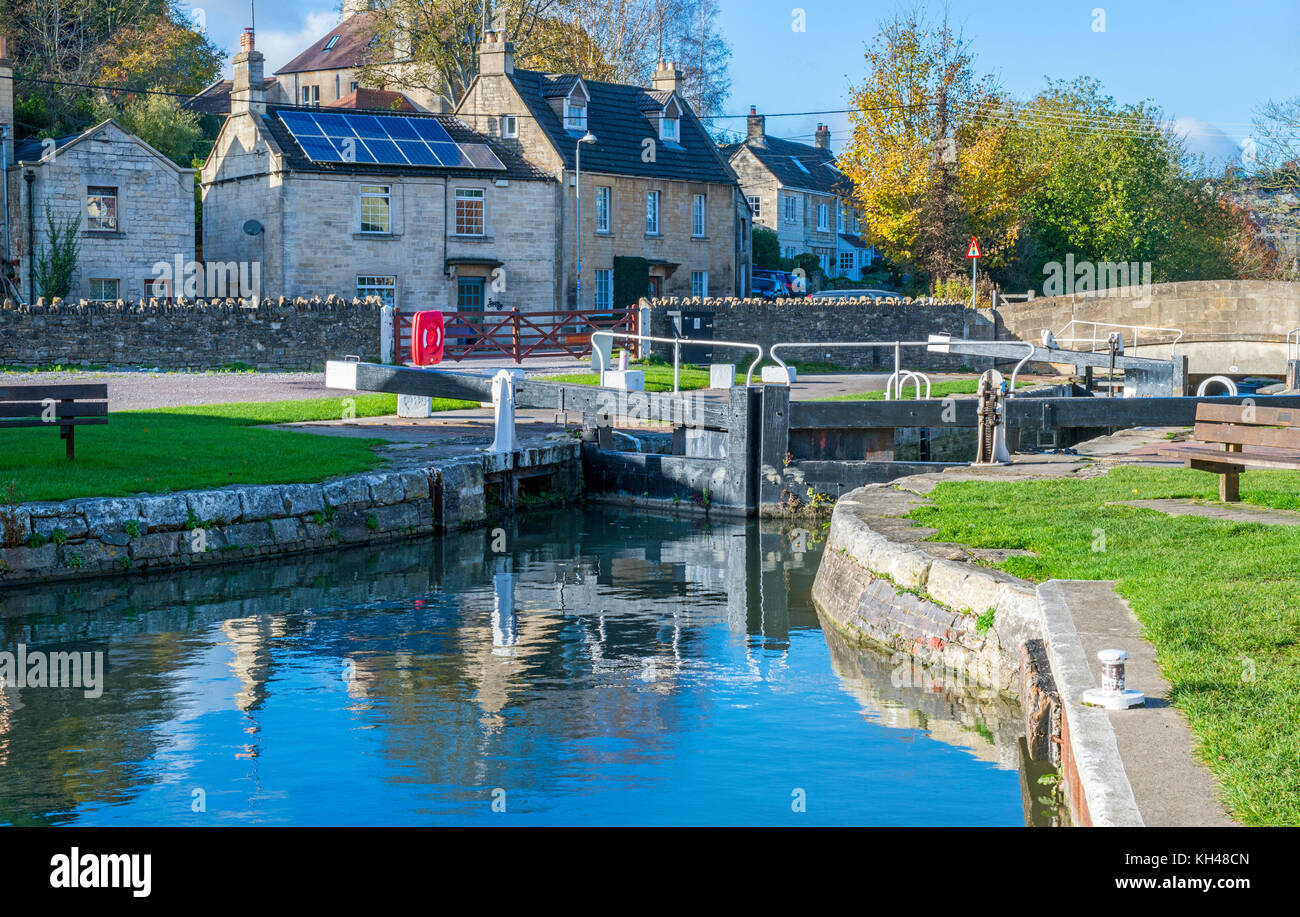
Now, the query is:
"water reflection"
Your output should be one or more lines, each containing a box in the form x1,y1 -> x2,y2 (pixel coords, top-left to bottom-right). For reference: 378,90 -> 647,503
0,509 -> 1027,826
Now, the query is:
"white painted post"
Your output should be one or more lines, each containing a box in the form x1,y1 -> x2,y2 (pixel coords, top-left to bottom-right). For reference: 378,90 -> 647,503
488,369 -> 519,454
380,305 -> 395,364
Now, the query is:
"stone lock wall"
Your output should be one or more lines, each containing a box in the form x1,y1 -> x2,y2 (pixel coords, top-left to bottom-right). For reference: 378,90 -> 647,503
644,296 -> 995,371
0,296 -> 384,370
0,443 -> 582,585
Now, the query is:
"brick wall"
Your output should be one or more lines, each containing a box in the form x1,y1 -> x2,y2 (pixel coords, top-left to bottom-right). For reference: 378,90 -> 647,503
0,297 -> 383,370
645,296 -> 994,371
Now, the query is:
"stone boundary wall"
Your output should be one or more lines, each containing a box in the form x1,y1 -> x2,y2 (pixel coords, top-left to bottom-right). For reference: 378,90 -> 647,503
643,296 -> 995,371
0,296 -> 384,370
0,443 -> 580,585
812,480 -> 1145,827
995,280 -> 1300,345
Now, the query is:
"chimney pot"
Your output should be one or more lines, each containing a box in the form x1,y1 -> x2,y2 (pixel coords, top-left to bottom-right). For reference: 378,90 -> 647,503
747,107 -> 766,147
240,27 -> 255,53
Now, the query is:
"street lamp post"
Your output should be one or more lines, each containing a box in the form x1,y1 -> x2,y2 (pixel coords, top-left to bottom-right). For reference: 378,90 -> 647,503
574,130 -> 597,310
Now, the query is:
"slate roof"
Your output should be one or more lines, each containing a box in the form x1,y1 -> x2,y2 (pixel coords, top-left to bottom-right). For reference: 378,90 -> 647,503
327,88 -> 417,112
184,77 -> 280,116
13,134 -> 76,162
260,105 -> 552,183
722,134 -> 847,196
839,232 -> 869,249
277,13 -> 379,75
507,68 -> 737,185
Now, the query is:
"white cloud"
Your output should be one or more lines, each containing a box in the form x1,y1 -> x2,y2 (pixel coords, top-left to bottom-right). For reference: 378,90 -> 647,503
1172,116 -> 1247,167
192,2 -> 342,77
258,11 -> 343,75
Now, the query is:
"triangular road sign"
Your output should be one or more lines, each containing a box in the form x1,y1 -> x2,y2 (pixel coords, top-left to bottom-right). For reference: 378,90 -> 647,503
966,237 -> 981,258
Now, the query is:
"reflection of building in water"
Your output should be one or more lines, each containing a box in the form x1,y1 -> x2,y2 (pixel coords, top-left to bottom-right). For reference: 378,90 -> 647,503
222,616 -> 286,715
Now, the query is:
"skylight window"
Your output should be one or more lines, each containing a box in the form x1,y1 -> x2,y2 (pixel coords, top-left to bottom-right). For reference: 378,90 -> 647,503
790,157 -> 810,174
324,35 -> 340,51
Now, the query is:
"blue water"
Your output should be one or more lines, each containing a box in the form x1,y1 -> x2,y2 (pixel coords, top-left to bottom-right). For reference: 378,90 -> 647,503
0,509 -> 1027,826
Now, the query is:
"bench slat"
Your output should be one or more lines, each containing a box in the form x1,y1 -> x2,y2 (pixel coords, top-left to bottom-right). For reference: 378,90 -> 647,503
0,401 -> 108,419
0,417 -> 109,429
1195,403 -> 1300,427
1194,421 -> 1300,450
1159,444 -> 1300,471
0,384 -> 109,401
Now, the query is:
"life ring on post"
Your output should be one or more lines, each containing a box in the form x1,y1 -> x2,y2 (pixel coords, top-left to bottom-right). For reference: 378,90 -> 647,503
411,310 -> 445,365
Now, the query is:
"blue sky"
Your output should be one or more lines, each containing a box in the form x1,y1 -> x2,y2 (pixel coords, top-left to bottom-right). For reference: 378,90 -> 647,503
193,0 -> 1297,166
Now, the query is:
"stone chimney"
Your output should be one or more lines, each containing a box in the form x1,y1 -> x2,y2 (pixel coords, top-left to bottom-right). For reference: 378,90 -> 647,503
479,29 -> 514,77
0,36 -> 13,161
231,28 -> 266,116
651,60 -> 682,94
747,106 -> 766,147
814,123 -> 831,150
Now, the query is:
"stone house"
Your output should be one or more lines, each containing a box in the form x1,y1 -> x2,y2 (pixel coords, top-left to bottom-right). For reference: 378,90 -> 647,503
1,40 -> 196,303
199,29 -> 557,314
456,31 -> 751,308
187,2 -> 444,117
724,111 -> 874,282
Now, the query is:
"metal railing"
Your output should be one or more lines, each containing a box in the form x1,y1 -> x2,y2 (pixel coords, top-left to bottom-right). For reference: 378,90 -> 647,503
590,331 -> 764,392
1288,328 -> 1300,363
1053,320 -> 1184,359
884,370 -> 932,400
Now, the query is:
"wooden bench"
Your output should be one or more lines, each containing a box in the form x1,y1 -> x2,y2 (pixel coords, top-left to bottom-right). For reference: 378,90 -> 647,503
0,384 -> 109,460
1157,402 -> 1300,501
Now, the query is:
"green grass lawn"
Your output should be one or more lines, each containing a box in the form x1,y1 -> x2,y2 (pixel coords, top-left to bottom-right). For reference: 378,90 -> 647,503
816,378 -> 1032,401
541,363 -> 733,392
0,395 -> 481,502
906,465 -> 1300,825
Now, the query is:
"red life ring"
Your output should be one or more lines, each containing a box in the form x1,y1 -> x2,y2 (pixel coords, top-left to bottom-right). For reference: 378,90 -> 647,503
411,310 -> 445,365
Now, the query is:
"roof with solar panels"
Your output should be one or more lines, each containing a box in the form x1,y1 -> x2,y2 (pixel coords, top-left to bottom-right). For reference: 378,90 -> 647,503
262,106 -> 552,182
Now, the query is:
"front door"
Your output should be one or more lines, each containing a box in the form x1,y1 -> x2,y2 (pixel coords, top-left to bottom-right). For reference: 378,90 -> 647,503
456,277 -> 486,347
647,276 -> 663,298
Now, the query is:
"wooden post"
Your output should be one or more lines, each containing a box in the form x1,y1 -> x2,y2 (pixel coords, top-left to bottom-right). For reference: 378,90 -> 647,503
511,309 -> 522,364
1221,472 -> 1240,502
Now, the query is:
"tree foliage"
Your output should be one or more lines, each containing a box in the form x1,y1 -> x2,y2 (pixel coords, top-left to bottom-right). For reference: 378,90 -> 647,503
35,206 -> 81,301
356,0 -> 732,116
93,91 -> 206,165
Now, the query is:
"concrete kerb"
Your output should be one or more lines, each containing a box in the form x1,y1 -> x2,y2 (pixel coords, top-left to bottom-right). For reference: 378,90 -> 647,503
1036,580 -> 1145,827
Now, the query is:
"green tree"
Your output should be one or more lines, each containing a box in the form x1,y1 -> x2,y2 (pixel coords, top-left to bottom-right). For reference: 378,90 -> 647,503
35,206 -> 82,301
752,226 -> 782,269
94,92 -> 205,166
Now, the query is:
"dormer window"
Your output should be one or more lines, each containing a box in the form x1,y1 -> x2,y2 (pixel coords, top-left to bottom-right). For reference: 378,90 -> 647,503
565,101 -> 586,130
324,35 -> 340,51
661,115 -> 679,142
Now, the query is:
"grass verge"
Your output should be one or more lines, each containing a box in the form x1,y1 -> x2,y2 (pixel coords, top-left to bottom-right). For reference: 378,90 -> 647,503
906,464 -> 1300,825
815,379 -> 1032,401
0,395 -> 452,502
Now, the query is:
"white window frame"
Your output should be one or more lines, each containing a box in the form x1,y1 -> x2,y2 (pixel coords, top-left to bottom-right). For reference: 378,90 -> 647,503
595,186 -> 611,233
747,195 -> 761,220
324,35 -> 340,52
357,275 -> 397,308
302,85 -> 320,106
565,100 -> 587,130
646,190 -> 660,235
661,115 -> 679,142
455,187 -> 485,236
691,270 -> 708,298
840,251 -> 855,273
783,194 -> 797,223
692,194 -> 706,238
88,278 -> 119,302
594,269 -> 613,310
359,184 -> 391,234
817,203 -> 829,232
503,115 -> 518,138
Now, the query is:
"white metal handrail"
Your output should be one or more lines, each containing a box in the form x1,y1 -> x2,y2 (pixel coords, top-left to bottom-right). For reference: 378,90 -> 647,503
1288,328 -> 1300,363
884,370 -> 931,400
1054,320 -> 1184,360
590,330 -> 764,391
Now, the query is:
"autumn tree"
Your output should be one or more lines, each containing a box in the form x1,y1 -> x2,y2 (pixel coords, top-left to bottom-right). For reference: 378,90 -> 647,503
838,8 -> 1030,288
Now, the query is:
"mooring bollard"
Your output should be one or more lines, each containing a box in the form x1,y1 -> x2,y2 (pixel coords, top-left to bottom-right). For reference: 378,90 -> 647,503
1082,648 -> 1145,709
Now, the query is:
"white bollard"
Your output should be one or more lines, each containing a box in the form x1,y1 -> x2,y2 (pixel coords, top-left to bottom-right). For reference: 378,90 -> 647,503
1082,649 -> 1145,709
488,369 -> 520,454
604,370 -> 645,391
709,363 -> 735,389
397,394 -> 432,418
761,365 -> 797,385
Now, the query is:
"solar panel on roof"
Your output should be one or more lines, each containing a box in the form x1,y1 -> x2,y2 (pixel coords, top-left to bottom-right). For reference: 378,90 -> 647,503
276,111 -> 506,171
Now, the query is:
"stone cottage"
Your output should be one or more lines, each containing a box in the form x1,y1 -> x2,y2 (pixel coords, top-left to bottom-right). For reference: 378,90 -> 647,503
200,29 -> 557,314
455,30 -> 752,307
723,112 -> 874,282
1,40 -> 196,303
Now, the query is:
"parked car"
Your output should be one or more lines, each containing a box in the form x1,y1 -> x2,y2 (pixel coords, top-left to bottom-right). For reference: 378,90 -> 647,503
753,269 -> 806,297
751,275 -> 782,299
815,288 -> 898,300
